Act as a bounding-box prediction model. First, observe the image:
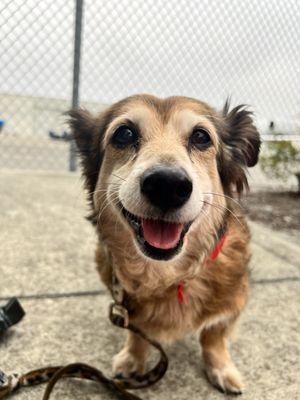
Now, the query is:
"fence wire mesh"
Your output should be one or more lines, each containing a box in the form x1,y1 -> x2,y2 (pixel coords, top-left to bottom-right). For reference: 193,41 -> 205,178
0,0 -> 300,172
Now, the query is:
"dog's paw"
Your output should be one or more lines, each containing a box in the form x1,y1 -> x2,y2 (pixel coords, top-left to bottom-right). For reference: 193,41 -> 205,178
112,348 -> 145,379
205,363 -> 245,395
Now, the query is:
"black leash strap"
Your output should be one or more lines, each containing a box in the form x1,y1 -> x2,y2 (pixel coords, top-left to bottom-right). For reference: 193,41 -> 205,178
0,302 -> 168,400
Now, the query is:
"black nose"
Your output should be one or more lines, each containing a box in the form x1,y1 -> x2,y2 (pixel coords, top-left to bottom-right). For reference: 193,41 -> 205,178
140,166 -> 193,211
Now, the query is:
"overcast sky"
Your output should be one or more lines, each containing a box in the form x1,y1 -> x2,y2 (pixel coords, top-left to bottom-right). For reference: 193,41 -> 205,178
1,0 -> 300,125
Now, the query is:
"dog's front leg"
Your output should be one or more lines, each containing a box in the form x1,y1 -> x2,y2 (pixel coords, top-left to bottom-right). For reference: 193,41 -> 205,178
200,320 -> 244,395
113,331 -> 150,378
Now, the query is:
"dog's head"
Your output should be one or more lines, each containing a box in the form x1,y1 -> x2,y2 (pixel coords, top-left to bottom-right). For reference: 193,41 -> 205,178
69,95 -> 260,262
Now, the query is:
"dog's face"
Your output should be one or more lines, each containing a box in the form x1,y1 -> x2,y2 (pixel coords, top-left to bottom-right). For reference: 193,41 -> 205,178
69,95 -> 260,261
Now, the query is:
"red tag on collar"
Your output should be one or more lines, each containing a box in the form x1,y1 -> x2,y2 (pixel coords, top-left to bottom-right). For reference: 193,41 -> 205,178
177,282 -> 185,305
208,233 -> 227,261
176,233 -> 227,304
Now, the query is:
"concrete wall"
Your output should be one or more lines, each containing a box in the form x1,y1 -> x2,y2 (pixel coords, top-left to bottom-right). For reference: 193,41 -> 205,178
0,93 -> 107,136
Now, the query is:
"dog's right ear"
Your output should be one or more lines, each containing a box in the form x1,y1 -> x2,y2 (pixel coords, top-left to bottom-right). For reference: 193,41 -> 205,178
67,108 -> 103,202
68,108 -> 96,157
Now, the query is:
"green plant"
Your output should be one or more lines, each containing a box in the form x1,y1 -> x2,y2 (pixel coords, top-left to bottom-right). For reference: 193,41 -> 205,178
260,140 -> 300,192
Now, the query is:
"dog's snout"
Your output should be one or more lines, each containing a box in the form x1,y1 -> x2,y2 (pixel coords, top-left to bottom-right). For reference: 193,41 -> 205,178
140,166 -> 193,211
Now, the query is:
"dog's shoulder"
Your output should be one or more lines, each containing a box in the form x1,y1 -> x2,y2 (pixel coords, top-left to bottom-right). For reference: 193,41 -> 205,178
95,241 -> 113,290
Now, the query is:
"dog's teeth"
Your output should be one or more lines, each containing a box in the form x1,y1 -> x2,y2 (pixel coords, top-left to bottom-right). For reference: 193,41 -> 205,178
131,220 -> 140,230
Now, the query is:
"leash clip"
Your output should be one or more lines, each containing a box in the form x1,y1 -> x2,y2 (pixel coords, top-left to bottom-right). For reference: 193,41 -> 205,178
109,303 -> 129,328
0,370 -> 8,387
0,370 -> 20,397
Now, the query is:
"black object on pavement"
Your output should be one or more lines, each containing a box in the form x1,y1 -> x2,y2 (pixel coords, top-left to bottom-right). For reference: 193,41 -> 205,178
0,298 -> 25,334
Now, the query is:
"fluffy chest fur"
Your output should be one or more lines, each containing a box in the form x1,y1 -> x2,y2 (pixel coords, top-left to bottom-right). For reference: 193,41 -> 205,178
96,215 -> 250,342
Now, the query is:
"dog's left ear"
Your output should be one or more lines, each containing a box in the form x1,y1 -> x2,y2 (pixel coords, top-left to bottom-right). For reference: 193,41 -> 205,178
217,101 -> 261,194
222,101 -> 261,168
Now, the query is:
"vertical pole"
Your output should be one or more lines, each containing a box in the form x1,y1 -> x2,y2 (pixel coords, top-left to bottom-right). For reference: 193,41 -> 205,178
69,0 -> 84,172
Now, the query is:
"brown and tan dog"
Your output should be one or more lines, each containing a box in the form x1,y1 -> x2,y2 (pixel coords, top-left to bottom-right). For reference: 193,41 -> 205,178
69,94 -> 260,394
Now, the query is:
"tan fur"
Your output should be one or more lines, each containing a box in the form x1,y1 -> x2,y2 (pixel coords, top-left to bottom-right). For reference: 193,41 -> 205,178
70,94 -> 260,394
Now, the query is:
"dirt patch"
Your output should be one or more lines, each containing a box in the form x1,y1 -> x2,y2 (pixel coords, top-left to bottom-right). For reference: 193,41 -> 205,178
242,191 -> 300,237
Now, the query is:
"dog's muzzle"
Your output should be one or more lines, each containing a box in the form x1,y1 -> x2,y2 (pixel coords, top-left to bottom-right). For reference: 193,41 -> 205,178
119,166 -> 194,261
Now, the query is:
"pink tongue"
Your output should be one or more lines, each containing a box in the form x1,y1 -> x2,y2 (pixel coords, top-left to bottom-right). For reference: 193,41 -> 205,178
142,219 -> 184,250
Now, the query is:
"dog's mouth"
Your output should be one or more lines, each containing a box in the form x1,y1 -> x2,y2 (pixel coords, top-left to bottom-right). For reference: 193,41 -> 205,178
121,208 -> 192,261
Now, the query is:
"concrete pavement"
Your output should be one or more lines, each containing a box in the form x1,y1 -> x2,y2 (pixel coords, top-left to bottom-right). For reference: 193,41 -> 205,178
0,171 -> 299,399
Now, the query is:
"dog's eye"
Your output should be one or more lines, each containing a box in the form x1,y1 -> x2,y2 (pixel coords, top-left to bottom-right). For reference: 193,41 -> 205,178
111,125 -> 139,148
190,128 -> 212,150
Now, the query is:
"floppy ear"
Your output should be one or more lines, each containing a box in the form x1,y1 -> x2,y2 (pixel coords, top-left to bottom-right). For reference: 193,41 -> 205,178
222,101 -> 261,167
217,101 -> 261,194
67,108 -> 103,206
68,109 -> 96,157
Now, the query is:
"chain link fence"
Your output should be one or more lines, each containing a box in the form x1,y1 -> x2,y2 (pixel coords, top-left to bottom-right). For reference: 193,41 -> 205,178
1,0 -> 300,175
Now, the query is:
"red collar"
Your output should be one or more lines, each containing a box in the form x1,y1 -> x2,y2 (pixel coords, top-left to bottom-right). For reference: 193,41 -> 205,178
207,232 -> 228,261
177,232 -> 227,304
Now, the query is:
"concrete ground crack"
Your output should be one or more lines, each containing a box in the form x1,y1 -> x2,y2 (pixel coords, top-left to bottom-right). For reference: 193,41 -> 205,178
1,276 -> 300,302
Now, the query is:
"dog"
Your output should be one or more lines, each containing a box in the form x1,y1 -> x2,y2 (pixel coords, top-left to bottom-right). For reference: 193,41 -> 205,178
68,94 -> 260,394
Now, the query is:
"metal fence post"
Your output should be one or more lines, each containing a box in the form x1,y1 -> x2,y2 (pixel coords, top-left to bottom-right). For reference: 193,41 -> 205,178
69,0 -> 84,172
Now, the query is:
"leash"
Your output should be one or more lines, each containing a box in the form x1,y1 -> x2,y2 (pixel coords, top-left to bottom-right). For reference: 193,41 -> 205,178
0,301 -> 168,400
0,268 -> 168,400
0,228 -> 227,399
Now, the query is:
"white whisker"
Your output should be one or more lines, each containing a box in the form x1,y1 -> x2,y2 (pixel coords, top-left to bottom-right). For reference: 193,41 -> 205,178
202,192 -> 243,209
201,200 -> 244,229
